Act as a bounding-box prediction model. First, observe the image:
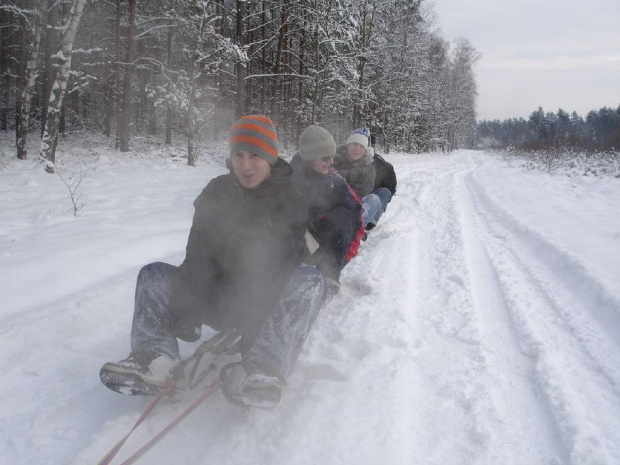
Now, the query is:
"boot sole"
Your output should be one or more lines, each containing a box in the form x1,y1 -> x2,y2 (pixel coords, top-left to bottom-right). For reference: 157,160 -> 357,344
241,381 -> 282,409
100,365 -> 166,396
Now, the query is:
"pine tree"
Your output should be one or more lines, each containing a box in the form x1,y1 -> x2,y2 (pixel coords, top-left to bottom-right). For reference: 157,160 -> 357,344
39,0 -> 87,169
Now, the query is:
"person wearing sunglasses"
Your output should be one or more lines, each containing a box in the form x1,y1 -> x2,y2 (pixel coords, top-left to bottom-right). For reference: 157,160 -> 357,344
290,125 -> 365,300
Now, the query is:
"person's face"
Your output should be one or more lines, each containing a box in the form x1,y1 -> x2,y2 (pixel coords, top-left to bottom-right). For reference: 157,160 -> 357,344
311,155 -> 334,175
346,142 -> 366,161
231,151 -> 272,189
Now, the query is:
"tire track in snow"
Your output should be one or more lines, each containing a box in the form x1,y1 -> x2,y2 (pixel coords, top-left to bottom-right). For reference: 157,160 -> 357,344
399,153 -> 569,464
398,155 -> 506,463
455,158 -> 568,464
462,155 -> 620,463
466,166 -> 620,383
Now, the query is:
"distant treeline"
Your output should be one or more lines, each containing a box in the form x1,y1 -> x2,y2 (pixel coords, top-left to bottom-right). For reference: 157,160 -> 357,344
477,105 -> 620,152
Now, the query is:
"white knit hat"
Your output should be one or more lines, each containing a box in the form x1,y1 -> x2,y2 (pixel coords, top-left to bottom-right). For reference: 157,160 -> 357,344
345,127 -> 370,149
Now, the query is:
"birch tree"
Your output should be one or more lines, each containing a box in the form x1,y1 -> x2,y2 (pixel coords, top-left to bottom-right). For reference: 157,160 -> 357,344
16,0 -> 47,160
40,1 -> 59,137
39,0 -> 87,169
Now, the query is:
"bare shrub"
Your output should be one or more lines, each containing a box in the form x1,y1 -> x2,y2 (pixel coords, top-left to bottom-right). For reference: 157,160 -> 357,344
56,164 -> 90,216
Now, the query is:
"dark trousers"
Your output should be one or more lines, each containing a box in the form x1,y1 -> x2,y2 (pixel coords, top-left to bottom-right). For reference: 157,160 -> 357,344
130,262 -> 326,381
312,207 -> 358,281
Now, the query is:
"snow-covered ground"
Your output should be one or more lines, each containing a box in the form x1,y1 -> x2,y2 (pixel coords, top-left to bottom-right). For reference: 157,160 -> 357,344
1,139 -> 619,465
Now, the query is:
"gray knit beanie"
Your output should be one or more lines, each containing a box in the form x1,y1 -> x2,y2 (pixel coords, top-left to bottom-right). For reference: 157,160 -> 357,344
299,125 -> 337,161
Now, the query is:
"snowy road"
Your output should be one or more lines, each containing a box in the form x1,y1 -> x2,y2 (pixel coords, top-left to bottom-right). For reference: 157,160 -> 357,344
1,149 -> 619,464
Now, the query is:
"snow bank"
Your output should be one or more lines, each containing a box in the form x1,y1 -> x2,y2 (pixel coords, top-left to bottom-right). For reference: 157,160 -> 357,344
1,138 -> 619,464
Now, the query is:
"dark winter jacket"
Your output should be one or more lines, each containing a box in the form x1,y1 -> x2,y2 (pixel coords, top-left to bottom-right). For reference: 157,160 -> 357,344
168,158 -> 309,339
372,152 -> 397,196
333,144 -> 376,198
290,154 -> 362,230
290,154 -> 364,276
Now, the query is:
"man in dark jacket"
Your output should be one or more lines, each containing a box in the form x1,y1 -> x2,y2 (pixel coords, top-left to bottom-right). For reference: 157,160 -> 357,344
100,116 -> 326,409
367,146 -> 396,213
290,125 -> 364,297
369,143 -> 397,198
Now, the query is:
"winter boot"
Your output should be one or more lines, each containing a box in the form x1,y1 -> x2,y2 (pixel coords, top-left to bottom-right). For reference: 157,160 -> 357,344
100,351 -> 180,396
220,362 -> 283,409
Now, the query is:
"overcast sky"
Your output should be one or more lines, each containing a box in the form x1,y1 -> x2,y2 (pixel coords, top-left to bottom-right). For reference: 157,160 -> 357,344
432,0 -> 620,121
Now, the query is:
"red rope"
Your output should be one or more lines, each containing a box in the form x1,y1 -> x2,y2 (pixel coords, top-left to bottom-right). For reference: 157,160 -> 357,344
98,380 -> 222,465
97,381 -> 177,465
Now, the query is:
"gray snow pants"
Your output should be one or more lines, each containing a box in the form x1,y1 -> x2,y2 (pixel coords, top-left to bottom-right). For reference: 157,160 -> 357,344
130,262 -> 326,381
